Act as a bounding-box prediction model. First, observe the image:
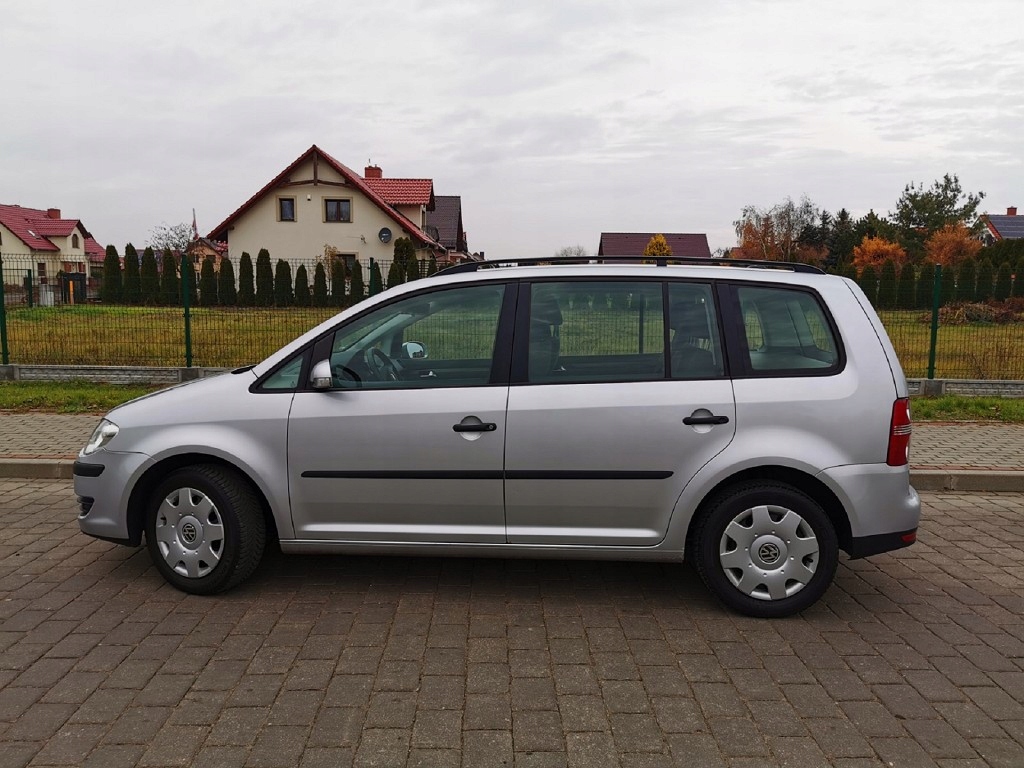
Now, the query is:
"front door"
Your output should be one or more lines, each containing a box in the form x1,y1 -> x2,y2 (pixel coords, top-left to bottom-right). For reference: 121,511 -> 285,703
288,282 -> 512,543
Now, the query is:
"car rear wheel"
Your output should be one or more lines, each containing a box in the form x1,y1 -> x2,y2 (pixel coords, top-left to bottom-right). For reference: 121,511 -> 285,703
145,464 -> 265,595
692,481 -> 838,618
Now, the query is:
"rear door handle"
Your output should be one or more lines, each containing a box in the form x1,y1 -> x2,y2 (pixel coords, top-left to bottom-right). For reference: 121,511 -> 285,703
683,415 -> 730,425
453,422 -> 497,433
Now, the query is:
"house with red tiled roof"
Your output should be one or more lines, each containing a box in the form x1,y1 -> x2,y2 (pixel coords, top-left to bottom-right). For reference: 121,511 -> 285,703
981,207 -> 1024,243
597,232 -> 711,259
207,146 -> 447,273
0,204 -> 105,303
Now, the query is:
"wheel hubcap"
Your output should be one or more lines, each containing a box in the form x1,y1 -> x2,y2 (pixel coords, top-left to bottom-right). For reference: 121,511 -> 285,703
154,487 -> 225,579
719,504 -> 819,601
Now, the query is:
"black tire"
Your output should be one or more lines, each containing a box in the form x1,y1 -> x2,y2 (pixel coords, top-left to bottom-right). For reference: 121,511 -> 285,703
144,464 -> 266,595
691,481 -> 838,618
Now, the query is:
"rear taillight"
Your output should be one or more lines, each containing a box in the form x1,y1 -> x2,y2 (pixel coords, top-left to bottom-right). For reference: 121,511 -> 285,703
887,397 -> 912,466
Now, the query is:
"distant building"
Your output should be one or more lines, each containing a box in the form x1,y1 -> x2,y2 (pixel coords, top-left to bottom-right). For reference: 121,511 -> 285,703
0,204 -> 105,303
981,207 -> 1023,244
207,145 -> 446,270
597,232 -> 711,258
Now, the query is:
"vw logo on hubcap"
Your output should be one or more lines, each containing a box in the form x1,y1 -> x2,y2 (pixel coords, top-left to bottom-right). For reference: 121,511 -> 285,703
758,542 -> 781,564
181,522 -> 198,544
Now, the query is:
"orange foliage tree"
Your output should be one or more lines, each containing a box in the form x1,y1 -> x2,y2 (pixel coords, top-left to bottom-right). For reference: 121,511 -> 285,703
924,223 -> 982,267
852,236 -> 906,270
642,234 -> 672,257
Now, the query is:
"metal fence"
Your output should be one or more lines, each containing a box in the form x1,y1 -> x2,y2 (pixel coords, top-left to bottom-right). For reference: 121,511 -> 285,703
2,254 -> 1023,379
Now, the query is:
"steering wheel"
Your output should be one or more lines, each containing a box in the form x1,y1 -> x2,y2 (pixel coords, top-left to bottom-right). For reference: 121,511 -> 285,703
363,347 -> 400,381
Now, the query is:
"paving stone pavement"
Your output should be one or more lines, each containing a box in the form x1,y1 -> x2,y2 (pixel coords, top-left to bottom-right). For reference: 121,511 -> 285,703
1,480 -> 1024,767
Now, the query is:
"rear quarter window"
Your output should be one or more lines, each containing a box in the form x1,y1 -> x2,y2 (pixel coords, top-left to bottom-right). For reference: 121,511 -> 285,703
735,284 -> 842,376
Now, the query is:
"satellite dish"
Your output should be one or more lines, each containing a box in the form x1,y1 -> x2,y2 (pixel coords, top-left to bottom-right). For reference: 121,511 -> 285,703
378,227 -> 392,244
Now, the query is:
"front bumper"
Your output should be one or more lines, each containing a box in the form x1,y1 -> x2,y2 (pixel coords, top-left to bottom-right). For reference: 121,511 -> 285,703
74,450 -> 154,545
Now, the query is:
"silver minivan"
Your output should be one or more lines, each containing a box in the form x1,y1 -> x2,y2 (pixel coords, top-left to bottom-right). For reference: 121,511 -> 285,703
75,257 -> 920,617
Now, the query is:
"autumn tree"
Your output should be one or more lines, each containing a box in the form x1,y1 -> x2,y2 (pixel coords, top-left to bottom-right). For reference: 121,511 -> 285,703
890,175 -> 985,257
642,234 -> 672,257
733,197 -> 822,262
852,236 -> 906,270
923,223 -> 982,268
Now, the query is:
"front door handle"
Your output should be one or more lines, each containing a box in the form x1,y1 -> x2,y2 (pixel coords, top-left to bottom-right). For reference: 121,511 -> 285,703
683,415 -> 730,426
453,422 -> 497,433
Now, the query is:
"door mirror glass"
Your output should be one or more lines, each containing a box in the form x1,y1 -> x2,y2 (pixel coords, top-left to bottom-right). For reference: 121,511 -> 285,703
402,341 -> 428,359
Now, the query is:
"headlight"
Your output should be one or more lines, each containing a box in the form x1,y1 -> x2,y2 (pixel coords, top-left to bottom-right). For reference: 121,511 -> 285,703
83,419 -> 119,456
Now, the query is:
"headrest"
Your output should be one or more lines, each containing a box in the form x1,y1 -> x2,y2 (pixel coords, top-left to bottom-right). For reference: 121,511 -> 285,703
670,301 -> 711,336
532,294 -> 563,325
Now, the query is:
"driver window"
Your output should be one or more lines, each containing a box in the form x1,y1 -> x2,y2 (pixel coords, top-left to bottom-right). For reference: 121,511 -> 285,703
328,284 -> 506,390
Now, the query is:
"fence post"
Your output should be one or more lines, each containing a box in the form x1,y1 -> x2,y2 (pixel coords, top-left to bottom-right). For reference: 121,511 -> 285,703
927,264 -> 941,380
25,270 -> 33,309
182,253 -> 193,368
0,254 -> 8,365
369,258 -> 377,296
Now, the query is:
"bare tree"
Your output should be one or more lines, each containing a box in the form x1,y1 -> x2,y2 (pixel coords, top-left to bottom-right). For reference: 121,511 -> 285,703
553,245 -> 589,258
149,222 -> 194,254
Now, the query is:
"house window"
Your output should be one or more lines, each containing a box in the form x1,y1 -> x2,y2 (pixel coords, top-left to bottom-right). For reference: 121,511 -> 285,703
37,262 -> 48,285
72,234 -> 80,248
325,199 -> 352,223
278,197 -> 296,222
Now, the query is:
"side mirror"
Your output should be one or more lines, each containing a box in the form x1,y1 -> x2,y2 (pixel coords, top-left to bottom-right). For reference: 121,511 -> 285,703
310,359 -> 333,390
402,341 -> 427,359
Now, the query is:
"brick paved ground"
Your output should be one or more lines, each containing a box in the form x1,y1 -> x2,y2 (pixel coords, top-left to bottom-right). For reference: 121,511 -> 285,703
1,480 -> 1024,767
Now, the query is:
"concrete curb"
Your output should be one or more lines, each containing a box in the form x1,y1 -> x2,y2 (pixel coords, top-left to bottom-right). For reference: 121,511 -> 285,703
2,460 -> 1024,493
0,459 -> 75,480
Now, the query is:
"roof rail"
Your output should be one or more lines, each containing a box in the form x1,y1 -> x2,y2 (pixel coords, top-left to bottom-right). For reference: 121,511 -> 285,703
435,255 -> 824,276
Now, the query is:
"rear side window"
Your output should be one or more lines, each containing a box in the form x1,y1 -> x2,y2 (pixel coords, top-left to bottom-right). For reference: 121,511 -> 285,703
737,285 -> 840,374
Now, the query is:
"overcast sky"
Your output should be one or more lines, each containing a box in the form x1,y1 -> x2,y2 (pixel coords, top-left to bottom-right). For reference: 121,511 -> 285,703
3,0 -> 1021,257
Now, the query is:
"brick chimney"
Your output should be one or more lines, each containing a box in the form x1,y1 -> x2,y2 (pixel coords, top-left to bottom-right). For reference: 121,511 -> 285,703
364,165 -> 382,179
1008,206 -> 1018,216
46,208 -> 61,219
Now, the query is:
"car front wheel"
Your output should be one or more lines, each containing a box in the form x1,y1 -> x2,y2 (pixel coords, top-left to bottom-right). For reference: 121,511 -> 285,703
144,464 -> 266,595
692,481 -> 839,618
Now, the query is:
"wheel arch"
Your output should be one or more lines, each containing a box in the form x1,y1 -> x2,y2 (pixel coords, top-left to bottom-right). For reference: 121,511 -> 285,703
125,453 -> 280,548
684,465 -> 852,557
